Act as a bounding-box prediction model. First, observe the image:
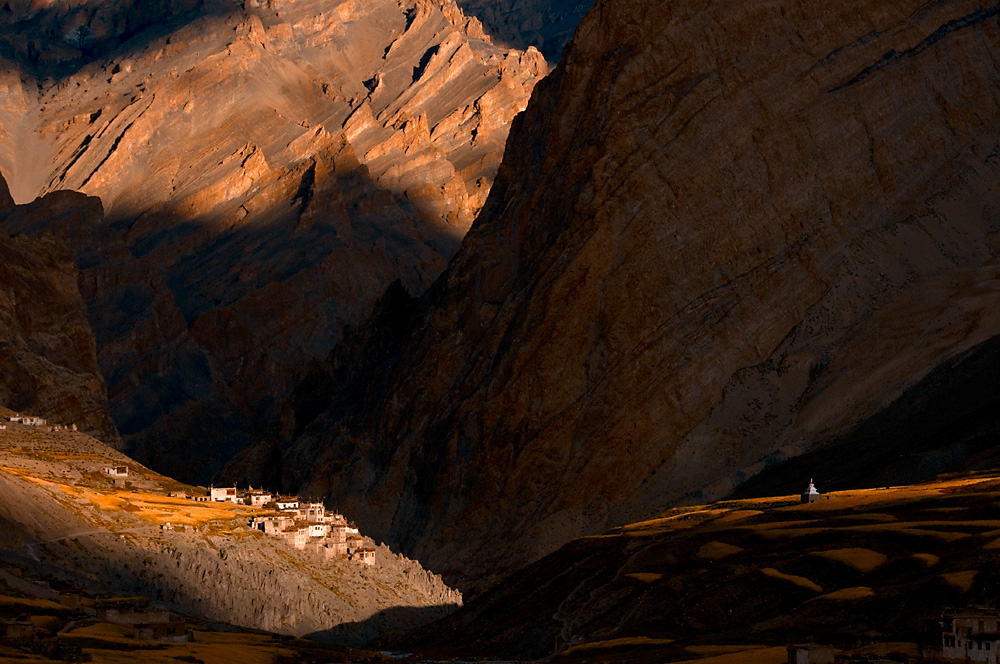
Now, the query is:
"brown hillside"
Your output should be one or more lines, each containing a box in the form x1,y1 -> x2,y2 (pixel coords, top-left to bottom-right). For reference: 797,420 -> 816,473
0,0 -> 546,483
401,475 -> 1000,660
273,0 -> 1000,594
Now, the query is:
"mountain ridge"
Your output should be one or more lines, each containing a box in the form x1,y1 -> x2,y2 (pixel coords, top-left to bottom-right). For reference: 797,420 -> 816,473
0,0 -> 547,483
244,0 -> 1000,594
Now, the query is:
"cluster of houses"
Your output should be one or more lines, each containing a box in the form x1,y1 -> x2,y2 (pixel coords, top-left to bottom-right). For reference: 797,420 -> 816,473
248,495 -> 376,565
1,413 -> 78,432
172,486 -> 377,565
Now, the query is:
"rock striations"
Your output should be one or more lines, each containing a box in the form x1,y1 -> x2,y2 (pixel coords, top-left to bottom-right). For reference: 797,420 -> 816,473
268,0 -> 1000,593
0,174 -> 119,443
0,0 -> 546,482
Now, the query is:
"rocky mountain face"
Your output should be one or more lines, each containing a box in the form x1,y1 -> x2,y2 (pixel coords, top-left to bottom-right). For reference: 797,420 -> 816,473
258,0 -> 1000,593
0,174 -> 119,443
454,0 -> 594,61
0,0 -> 546,482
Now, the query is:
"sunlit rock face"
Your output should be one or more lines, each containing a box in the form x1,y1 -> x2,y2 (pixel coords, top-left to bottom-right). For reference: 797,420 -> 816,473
0,173 -> 120,443
271,0 -> 1000,593
0,0 -> 546,482
455,0 -> 595,61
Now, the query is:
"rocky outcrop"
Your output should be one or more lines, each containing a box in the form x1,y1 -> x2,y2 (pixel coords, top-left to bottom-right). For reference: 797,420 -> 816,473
455,0 -> 594,61
0,175 -> 119,442
0,0 -> 546,482
269,0 -> 1000,593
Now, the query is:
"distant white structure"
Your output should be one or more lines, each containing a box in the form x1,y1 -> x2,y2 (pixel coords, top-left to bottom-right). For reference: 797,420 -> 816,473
308,523 -> 330,538
801,478 -> 821,504
352,548 -> 375,565
942,609 -> 1000,663
299,502 -> 326,522
7,415 -> 46,426
103,466 -> 129,478
210,486 -> 239,503
248,490 -> 272,507
275,497 -> 299,510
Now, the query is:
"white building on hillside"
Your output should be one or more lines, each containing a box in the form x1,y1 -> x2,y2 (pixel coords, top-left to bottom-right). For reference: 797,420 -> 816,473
248,490 -> 272,507
942,609 -> 1000,663
210,486 -> 238,503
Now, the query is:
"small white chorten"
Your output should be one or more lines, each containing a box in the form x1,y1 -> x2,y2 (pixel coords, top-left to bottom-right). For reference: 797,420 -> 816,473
801,478 -> 821,504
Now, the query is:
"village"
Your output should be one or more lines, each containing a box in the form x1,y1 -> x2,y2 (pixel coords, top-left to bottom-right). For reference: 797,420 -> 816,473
1,413 -> 77,432
3,411 -> 997,662
102,467 -> 379,565
2,410 -> 378,567
193,485 -> 377,565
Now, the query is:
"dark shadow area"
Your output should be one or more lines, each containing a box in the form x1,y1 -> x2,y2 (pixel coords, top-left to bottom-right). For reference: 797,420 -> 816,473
731,332 -> 1000,500
0,136 -> 464,485
381,476 -> 1000,661
0,0 -> 244,83
307,603 -> 460,647
454,0 -> 595,61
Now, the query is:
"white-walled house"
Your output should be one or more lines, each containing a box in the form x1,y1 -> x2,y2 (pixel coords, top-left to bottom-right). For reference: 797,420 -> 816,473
942,610 -> 1000,663
249,491 -> 272,507
210,487 -> 238,503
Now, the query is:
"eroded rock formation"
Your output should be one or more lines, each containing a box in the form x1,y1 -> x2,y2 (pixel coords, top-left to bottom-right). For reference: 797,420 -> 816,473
0,0 -> 546,482
266,0 -> 1000,593
0,174 -> 119,442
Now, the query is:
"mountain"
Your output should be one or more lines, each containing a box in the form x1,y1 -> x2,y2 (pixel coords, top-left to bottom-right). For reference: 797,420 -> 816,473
0,174 -> 119,443
0,0 -> 546,483
254,0 -> 1000,594
455,0 -> 594,61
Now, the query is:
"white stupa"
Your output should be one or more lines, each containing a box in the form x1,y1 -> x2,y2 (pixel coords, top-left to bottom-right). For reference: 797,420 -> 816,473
801,478 -> 821,503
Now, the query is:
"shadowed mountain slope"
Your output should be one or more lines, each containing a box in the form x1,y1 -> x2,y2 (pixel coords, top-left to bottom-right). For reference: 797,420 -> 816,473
455,0 -> 594,61
0,173 -> 119,443
0,0 -> 546,482
253,0 -> 1000,593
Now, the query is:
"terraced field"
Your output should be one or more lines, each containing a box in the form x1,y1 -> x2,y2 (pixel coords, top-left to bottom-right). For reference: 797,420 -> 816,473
405,474 -> 1000,661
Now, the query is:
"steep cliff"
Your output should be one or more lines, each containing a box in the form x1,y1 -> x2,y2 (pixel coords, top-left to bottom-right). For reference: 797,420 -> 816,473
455,0 -> 594,60
0,0 -> 546,482
0,174 -> 119,442
272,0 -> 1000,592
